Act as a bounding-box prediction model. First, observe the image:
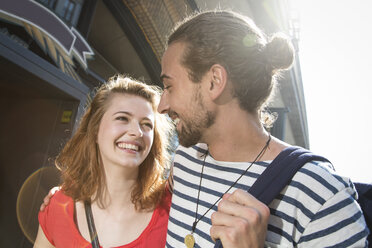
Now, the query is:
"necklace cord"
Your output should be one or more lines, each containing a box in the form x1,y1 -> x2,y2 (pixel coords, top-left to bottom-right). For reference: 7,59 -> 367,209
192,135 -> 272,232
193,151 -> 207,232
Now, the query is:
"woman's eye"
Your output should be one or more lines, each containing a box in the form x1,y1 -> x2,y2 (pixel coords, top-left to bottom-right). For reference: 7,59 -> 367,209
116,116 -> 128,121
142,123 -> 153,130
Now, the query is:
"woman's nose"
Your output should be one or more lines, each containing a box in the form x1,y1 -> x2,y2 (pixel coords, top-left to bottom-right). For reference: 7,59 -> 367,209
128,122 -> 143,137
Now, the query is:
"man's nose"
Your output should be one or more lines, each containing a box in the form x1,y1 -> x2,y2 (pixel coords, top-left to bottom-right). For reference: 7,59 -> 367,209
157,92 -> 169,114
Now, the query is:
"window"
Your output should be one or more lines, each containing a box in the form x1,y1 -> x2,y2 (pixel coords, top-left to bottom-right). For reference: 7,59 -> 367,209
62,0 -> 75,22
36,0 -> 83,27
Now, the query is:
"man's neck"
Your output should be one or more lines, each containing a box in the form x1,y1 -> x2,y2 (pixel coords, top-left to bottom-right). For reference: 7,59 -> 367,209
201,106 -> 283,162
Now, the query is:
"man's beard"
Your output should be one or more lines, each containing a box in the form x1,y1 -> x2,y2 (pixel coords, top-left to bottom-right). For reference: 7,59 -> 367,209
176,89 -> 215,147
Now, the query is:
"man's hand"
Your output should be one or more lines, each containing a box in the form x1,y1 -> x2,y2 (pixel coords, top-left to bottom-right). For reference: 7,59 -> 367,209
39,186 -> 60,211
210,189 -> 270,248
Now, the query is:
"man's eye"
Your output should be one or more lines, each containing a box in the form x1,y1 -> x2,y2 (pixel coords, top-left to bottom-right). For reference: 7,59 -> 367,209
164,85 -> 171,90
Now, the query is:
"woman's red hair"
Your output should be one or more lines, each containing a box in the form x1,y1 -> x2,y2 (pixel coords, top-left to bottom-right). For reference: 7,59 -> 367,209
56,75 -> 172,210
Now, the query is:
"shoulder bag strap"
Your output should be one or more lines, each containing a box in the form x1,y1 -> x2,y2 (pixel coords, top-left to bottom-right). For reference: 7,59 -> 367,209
84,201 -> 100,248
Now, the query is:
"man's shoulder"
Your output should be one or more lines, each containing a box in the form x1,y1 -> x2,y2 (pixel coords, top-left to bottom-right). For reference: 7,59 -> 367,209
173,144 -> 209,174
175,143 -> 208,159
294,160 -> 355,199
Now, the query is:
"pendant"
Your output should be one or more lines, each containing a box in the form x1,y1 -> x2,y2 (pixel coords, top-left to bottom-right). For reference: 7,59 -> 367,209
184,233 -> 195,248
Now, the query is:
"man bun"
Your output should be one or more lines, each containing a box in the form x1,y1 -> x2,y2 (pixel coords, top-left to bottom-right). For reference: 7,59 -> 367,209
264,33 -> 295,74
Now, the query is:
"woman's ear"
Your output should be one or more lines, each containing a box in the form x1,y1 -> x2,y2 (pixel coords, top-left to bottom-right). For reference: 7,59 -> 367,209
208,64 -> 228,100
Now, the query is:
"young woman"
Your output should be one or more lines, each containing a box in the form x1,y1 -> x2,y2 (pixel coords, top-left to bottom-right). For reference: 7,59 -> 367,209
34,75 -> 172,248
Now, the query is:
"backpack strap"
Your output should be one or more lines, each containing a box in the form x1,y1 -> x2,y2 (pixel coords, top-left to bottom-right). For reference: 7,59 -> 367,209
353,182 -> 372,247
249,146 -> 330,205
214,146 -> 330,248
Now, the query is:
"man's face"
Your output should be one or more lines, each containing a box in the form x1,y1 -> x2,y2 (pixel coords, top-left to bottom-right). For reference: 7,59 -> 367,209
158,42 -> 215,147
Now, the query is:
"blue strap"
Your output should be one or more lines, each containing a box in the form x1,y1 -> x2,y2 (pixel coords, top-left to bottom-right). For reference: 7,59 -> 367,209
353,182 -> 372,247
214,146 -> 329,248
249,146 -> 330,205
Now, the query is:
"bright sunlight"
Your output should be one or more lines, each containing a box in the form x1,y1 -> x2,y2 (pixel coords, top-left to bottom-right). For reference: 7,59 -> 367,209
294,0 -> 372,183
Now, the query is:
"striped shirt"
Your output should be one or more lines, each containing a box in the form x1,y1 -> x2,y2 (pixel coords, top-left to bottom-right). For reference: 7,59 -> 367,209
166,144 -> 369,247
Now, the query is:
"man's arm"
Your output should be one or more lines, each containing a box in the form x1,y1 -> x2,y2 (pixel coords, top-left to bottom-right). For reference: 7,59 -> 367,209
39,187 -> 59,211
297,187 -> 369,247
210,189 -> 270,248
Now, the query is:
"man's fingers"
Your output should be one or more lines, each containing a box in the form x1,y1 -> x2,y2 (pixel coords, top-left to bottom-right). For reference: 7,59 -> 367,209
40,203 -> 46,211
210,225 -> 242,248
227,189 -> 263,206
39,186 -> 60,211
210,190 -> 270,248
222,193 -> 231,200
211,209 -> 240,227
40,195 -> 51,211
225,189 -> 270,219
50,186 -> 60,195
213,201 -> 263,226
210,225 -> 228,243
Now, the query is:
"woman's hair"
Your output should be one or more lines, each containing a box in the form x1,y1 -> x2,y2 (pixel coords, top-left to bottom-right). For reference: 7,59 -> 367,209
167,10 -> 294,115
56,75 -> 172,210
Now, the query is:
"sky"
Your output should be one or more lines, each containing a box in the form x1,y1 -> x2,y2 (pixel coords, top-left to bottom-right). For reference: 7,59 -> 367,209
295,0 -> 372,183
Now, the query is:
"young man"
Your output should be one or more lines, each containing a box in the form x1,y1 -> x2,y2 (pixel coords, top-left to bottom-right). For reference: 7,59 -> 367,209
158,11 -> 369,248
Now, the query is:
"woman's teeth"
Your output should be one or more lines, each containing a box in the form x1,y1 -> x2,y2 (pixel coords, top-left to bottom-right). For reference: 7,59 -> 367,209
117,143 -> 139,151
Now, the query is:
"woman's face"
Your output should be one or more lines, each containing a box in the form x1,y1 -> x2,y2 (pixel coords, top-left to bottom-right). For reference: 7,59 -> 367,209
97,93 -> 154,169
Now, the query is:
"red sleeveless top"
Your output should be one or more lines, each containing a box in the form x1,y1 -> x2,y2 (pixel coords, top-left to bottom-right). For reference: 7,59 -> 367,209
38,190 -> 171,248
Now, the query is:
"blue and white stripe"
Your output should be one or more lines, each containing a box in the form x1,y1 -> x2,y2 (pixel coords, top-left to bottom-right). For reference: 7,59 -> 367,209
166,144 -> 369,248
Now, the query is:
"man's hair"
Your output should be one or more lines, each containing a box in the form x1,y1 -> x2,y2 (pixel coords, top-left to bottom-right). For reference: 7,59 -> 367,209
168,10 -> 294,113
57,75 -> 172,210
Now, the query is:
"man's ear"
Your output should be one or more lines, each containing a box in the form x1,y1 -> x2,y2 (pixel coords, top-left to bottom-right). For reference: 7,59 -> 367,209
208,64 -> 228,100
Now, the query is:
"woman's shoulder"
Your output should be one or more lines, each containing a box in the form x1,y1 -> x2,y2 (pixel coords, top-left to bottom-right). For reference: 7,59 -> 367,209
38,189 -> 80,246
49,189 -> 74,206
157,186 -> 172,213
40,189 -> 74,217
137,188 -> 170,247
